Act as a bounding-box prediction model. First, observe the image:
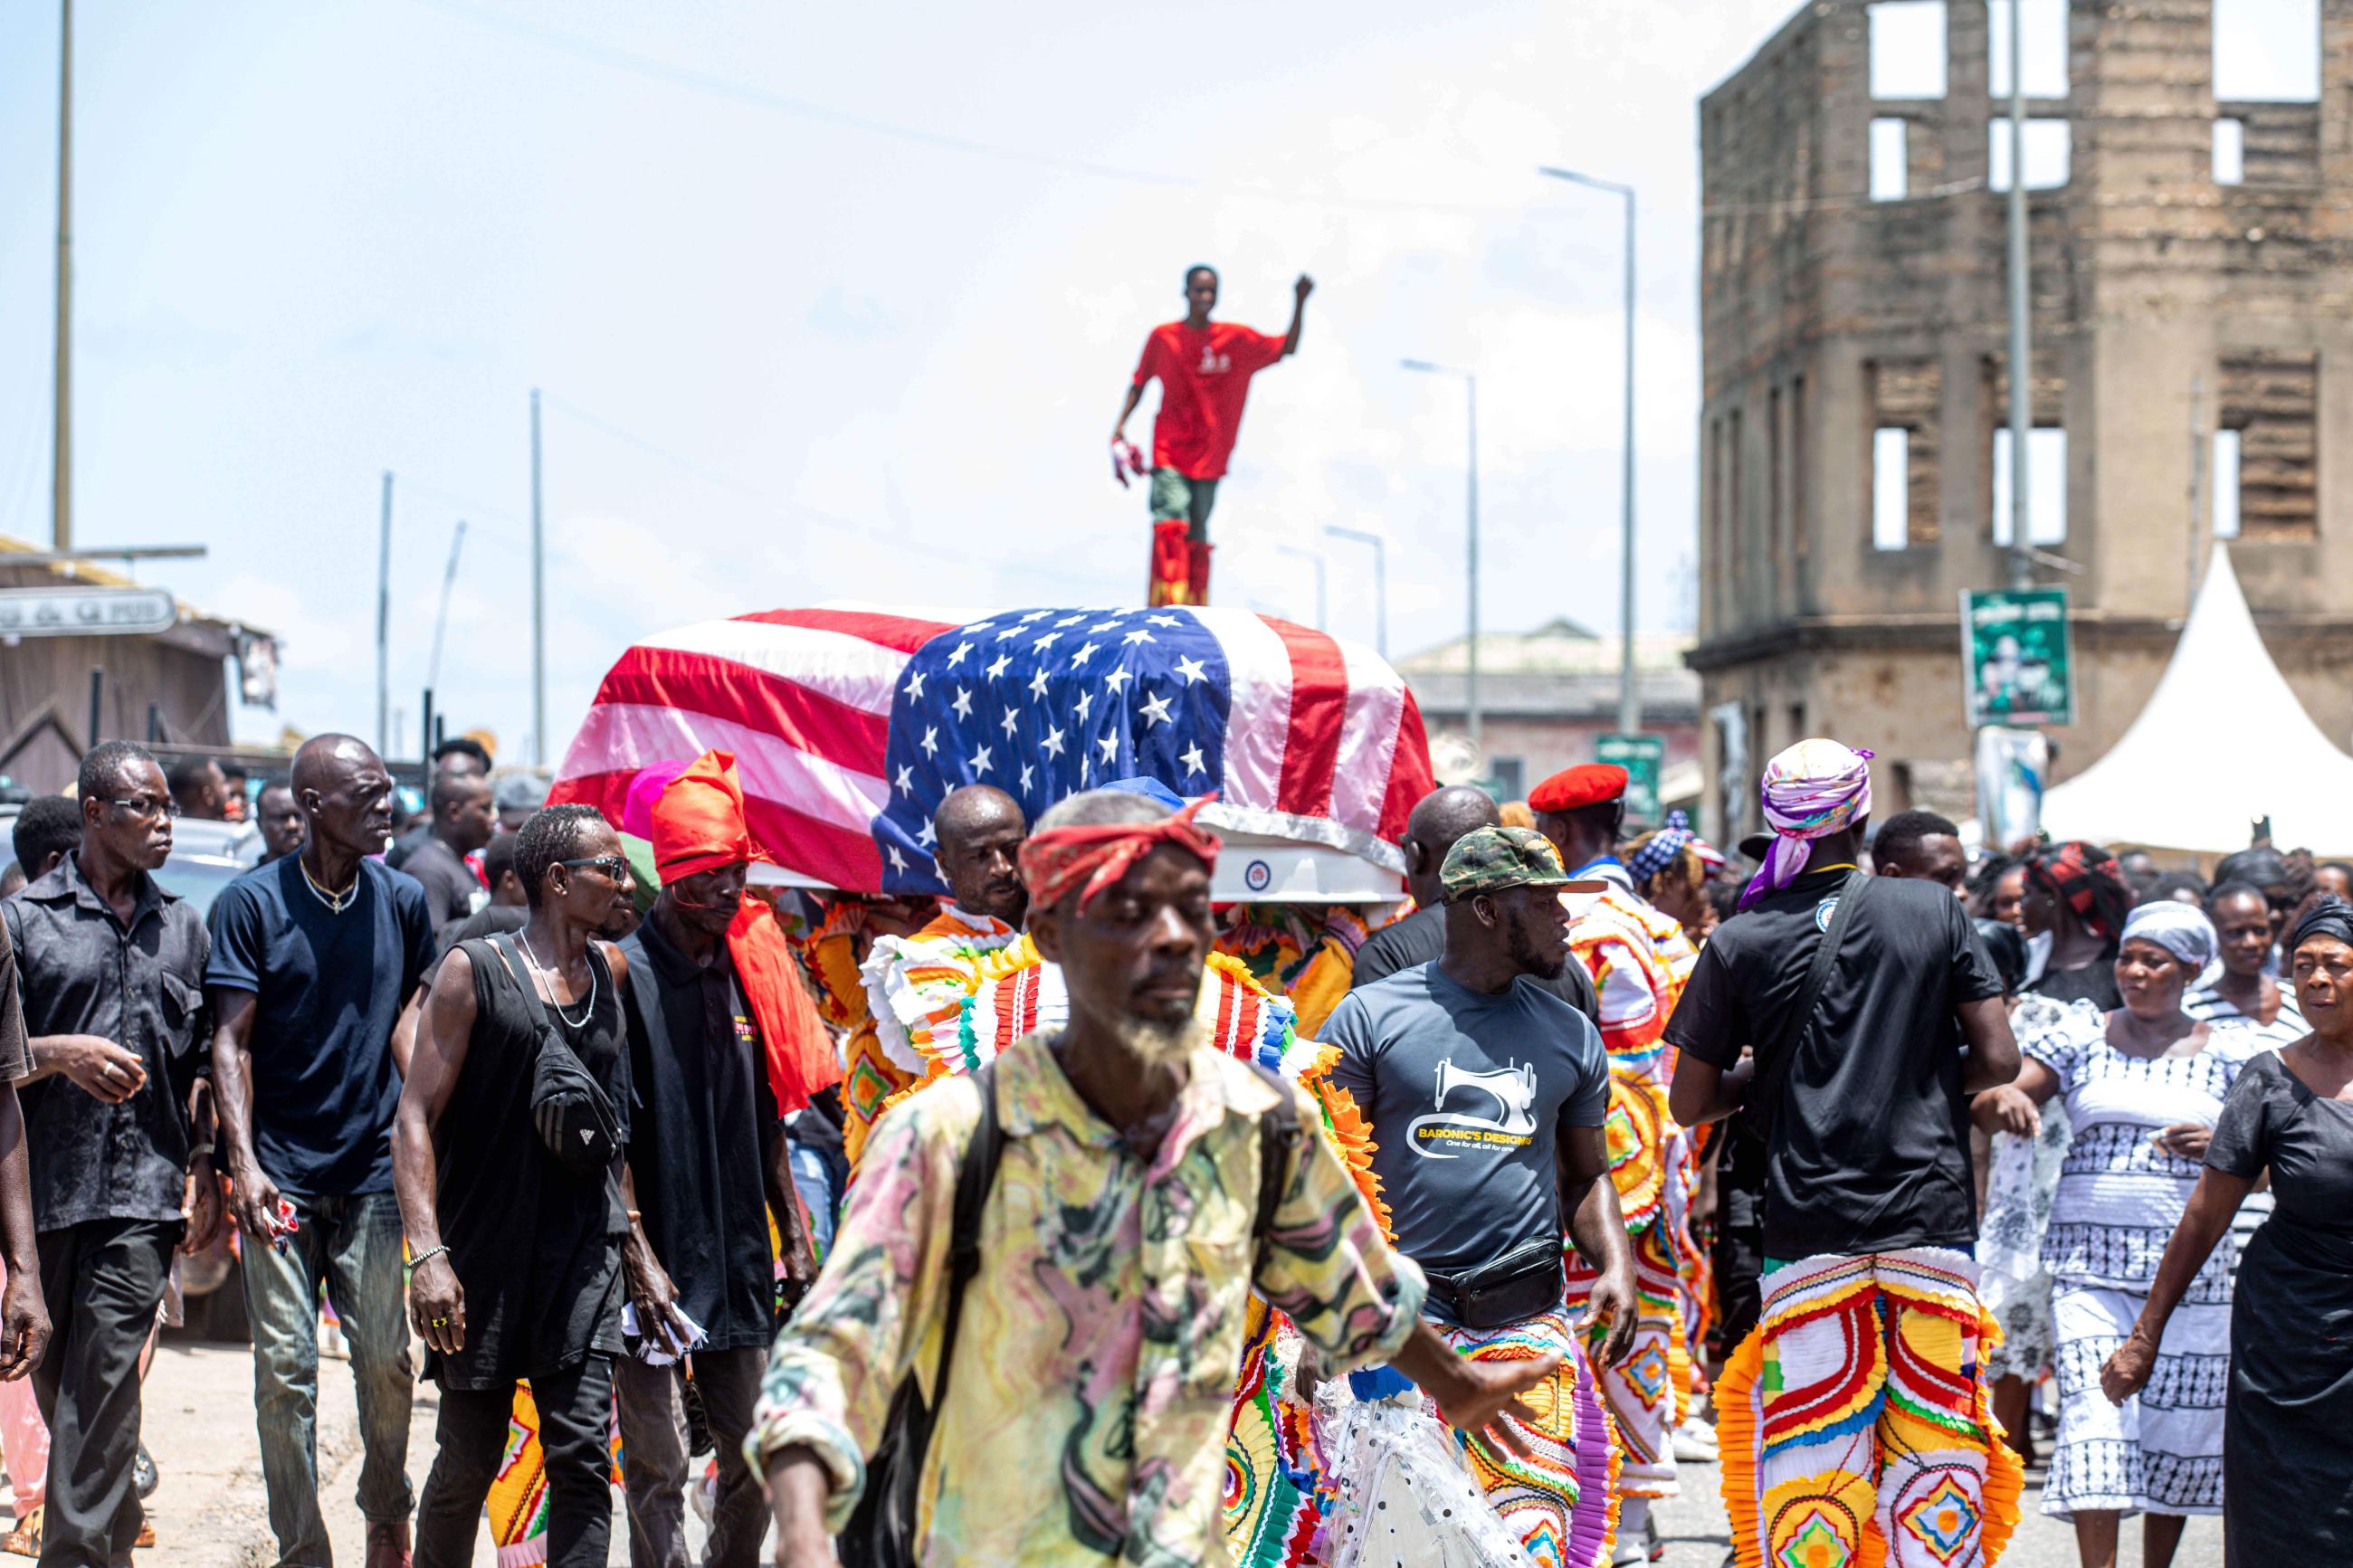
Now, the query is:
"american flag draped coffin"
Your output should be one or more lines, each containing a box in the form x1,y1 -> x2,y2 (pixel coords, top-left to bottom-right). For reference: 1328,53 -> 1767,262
549,604 -> 1434,896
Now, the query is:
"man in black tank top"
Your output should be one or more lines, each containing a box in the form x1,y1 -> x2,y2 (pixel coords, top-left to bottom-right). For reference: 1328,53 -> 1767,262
392,804 -> 639,1568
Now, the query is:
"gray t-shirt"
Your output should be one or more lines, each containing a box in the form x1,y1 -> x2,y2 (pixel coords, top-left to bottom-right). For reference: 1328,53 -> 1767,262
1321,961 -> 1611,1309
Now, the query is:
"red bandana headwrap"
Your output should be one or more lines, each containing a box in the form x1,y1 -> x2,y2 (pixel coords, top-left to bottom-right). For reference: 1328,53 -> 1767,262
1017,795 -> 1222,913
2026,840 -> 2133,943
648,752 -> 843,1114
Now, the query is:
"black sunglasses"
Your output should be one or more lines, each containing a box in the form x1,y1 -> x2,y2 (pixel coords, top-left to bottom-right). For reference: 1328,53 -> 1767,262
557,855 -> 630,881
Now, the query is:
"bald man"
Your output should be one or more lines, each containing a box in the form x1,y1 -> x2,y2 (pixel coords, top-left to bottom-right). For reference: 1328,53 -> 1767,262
1352,786 -> 1600,1022
208,735 -> 432,1568
843,786 -> 1036,1157
930,784 -> 1029,927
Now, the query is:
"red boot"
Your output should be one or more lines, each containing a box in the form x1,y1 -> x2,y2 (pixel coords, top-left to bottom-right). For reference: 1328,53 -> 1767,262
1148,520 -> 1190,607
1186,538 -> 1214,606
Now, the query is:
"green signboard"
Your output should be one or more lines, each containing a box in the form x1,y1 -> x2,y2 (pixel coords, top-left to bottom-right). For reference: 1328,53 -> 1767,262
1963,587 -> 2074,729
1596,733 -> 1666,827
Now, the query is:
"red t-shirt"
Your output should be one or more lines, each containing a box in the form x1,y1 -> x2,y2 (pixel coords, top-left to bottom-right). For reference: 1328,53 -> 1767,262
1131,320 -> 1288,480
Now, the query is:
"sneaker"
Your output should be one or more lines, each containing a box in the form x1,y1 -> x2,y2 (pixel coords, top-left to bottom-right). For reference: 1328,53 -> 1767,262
1647,1512 -> 1665,1563
1672,1415 -> 1720,1462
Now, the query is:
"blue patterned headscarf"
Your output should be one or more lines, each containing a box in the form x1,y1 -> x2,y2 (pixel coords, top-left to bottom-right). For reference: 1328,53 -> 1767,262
1628,811 -> 1697,885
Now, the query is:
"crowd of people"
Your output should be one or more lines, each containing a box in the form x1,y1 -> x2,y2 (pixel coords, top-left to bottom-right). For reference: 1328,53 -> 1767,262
0,724 -> 2342,1568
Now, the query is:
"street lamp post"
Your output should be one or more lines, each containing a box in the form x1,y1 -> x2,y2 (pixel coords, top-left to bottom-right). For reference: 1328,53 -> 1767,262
1402,359 -> 1480,750
1537,166 -> 1640,736
1322,524 -> 1389,657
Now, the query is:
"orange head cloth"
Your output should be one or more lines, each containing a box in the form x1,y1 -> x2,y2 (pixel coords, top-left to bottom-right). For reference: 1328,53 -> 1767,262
1016,794 -> 1221,914
649,753 -> 843,1115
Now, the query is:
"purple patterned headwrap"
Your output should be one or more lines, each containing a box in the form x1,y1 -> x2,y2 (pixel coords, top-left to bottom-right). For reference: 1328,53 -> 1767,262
1738,738 -> 1876,910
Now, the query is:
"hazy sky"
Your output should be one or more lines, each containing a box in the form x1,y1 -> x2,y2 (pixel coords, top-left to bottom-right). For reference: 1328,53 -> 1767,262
0,0 -> 2314,760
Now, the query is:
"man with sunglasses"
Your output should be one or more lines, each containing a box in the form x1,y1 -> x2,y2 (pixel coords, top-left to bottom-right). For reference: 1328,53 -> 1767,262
4,742 -> 198,1565
615,752 -> 828,1568
209,734 -> 435,1568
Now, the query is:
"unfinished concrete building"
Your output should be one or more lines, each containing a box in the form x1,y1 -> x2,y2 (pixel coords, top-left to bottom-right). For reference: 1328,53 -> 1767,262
1695,0 -> 2353,841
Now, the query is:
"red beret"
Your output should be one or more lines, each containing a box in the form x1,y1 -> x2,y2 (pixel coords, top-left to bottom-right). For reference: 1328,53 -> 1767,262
1529,763 -> 1628,813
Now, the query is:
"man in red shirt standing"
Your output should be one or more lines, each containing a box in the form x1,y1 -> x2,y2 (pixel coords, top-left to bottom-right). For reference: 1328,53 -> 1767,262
1112,265 -> 1311,606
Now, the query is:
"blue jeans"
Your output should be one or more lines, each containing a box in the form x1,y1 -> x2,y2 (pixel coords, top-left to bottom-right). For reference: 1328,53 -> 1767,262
786,1143 -> 843,1259
241,1190 -> 416,1566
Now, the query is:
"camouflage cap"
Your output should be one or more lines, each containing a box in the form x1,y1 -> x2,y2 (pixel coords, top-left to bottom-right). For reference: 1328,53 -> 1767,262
1440,824 -> 1572,902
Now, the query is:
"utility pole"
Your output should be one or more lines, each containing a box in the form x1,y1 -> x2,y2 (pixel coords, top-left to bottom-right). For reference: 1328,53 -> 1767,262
428,519 -> 468,697
530,387 -> 546,765
2005,0 -> 2034,587
1322,525 -> 1388,657
376,471 -> 393,757
1538,166 -> 1641,734
52,0 -> 72,553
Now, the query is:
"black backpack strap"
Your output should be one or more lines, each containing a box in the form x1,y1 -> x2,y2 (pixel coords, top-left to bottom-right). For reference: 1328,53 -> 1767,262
1746,871 -> 1868,1138
1243,1061 -> 1303,1277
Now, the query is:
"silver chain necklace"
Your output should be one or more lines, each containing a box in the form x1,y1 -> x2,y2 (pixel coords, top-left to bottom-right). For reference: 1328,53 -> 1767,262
518,932 -> 597,1030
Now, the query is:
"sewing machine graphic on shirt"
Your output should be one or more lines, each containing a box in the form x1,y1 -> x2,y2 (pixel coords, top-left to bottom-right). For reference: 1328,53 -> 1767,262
1407,1060 -> 1538,1159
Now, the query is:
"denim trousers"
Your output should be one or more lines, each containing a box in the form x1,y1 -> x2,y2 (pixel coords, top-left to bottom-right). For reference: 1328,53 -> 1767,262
240,1190 -> 416,1566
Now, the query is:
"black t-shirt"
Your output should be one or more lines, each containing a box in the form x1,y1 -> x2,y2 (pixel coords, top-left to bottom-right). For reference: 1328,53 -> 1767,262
619,920 -> 781,1353
403,835 -> 485,937
1351,905 -> 1601,1024
1665,870 -> 2005,1259
205,857 -> 434,1196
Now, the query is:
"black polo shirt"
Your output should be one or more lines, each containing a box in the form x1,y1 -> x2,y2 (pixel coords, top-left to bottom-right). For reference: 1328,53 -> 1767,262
1665,870 -> 2005,1260
619,917 -> 781,1353
3,854 -> 209,1231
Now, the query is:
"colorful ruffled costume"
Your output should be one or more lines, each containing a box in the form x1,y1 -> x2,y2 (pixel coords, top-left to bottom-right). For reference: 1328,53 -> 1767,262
1714,1250 -> 2024,1568
1213,901 -> 1400,1037
1565,879 -> 1702,1501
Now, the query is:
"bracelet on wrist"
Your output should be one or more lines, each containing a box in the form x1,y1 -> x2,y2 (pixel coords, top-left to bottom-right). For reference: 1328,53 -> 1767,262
408,1243 -> 451,1272
188,1143 -> 215,1162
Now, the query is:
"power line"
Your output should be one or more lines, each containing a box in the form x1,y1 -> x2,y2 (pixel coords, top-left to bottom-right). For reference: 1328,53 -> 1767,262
404,0 -> 1669,222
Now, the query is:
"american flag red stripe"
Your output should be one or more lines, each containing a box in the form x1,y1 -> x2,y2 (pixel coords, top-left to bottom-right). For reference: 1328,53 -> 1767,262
1269,618 -> 1349,821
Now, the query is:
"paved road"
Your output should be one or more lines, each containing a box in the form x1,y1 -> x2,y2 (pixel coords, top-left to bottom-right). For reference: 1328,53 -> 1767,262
129,1337 -> 2224,1566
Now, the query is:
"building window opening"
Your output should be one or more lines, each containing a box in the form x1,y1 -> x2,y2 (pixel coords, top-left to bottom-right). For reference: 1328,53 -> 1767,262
1873,427 -> 1913,551
1870,119 -> 1910,200
1988,0 -> 2069,99
2217,351 -> 2318,539
2213,0 -> 2320,101
1992,425 -> 2068,546
2214,117 -> 2246,184
2213,428 -> 2243,539
1987,118 -> 2071,190
1870,1 -> 1948,100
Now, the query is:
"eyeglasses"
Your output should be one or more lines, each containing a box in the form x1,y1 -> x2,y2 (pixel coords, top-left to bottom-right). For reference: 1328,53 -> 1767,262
105,797 -> 179,821
557,855 -> 630,881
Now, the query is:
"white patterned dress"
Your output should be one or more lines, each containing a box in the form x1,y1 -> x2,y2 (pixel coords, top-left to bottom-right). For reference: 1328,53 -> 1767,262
2024,1008 -> 2251,1520
1977,995 -> 2081,1382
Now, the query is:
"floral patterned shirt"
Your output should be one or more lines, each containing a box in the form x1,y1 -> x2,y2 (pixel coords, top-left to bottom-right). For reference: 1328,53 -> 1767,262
745,1031 -> 1426,1565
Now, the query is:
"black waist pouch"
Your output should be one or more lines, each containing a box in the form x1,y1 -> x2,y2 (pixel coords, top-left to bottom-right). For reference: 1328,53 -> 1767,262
1426,1238 -> 1566,1331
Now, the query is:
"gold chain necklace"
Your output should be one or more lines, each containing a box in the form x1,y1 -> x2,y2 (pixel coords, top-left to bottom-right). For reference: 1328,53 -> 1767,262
299,857 -> 357,916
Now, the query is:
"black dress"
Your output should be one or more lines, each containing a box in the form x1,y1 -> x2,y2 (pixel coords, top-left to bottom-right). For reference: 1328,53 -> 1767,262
428,936 -> 630,1390
2202,1049 -> 2353,1556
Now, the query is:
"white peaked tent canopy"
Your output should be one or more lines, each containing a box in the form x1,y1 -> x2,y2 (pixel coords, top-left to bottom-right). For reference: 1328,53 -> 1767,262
2040,545 -> 2353,852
